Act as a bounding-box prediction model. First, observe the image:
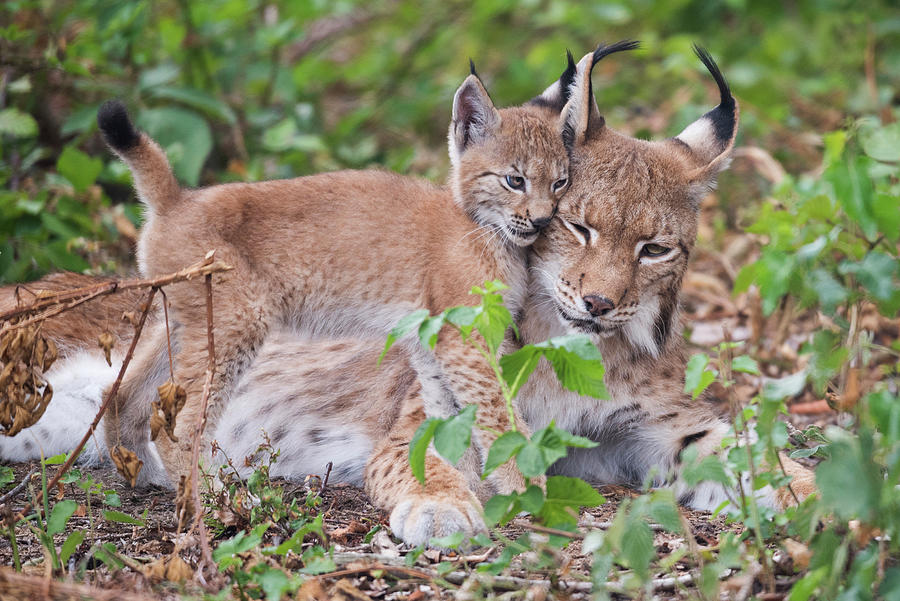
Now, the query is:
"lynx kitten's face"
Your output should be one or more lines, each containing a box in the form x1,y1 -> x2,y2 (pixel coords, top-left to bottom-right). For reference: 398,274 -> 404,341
455,107 -> 570,246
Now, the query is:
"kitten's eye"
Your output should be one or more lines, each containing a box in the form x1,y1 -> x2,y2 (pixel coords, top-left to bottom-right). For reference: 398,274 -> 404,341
641,243 -> 670,257
552,178 -> 568,192
505,175 -> 526,191
568,222 -> 591,243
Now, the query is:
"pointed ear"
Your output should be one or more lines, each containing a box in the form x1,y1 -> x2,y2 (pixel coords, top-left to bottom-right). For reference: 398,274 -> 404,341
528,50 -> 578,113
558,40 -> 640,148
676,45 -> 739,179
448,71 -> 501,165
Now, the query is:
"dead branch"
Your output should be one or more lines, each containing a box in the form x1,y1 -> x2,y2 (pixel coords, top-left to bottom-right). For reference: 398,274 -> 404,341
10,287 -> 157,523
186,273 -> 220,589
0,255 -> 232,334
285,9 -> 388,62
0,469 -> 36,505
0,566 -> 159,601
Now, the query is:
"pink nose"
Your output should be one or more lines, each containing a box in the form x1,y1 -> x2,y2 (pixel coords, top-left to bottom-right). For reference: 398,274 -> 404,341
583,295 -> 614,316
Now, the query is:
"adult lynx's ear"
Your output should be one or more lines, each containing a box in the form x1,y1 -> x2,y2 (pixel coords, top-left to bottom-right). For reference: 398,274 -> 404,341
675,45 -> 739,181
559,40 -> 640,149
448,62 -> 501,168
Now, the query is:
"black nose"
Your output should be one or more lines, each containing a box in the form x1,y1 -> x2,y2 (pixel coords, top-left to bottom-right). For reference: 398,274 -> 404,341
532,215 -> 553,229
583,295 -> 614,316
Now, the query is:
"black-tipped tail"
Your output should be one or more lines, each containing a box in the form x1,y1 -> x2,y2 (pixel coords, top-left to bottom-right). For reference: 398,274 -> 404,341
97,100 -> 140,152
692,44 -> 734,111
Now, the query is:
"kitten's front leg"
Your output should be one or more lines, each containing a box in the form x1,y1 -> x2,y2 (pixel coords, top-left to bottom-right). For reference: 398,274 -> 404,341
365,381 -> 488,547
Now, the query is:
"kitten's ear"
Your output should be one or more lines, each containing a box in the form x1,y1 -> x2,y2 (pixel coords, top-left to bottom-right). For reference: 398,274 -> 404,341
674,45 -> 739,180
448,66 -> 501,166
559,40 -> 639,148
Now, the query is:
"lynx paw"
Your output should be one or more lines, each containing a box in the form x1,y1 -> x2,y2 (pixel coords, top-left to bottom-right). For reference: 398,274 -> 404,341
389,493 -> 486,547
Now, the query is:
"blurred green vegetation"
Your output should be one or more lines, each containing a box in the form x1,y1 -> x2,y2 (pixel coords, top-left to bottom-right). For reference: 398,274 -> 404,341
0,0 -> 898,282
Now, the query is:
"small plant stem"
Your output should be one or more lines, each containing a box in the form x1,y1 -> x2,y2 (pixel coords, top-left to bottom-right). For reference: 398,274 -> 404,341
6,524 -> 21,571
466,332 -> 518,433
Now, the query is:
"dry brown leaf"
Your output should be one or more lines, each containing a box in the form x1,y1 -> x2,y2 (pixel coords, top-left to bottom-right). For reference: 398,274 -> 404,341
164,555 -> 194,582
174,475 -> 196,526
296,578 -> 330,601
110,445 -> 144,488
782,538 -> 811,570
152,380 -> 187,442
0,323 -> 56,436
334,579 -> 370,601
98,331 -> 115,367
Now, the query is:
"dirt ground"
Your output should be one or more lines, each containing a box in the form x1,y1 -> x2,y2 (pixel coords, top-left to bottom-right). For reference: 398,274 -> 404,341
1,461 -> 749,600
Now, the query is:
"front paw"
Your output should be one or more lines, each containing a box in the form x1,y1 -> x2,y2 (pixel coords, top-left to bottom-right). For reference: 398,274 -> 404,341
389,492 -> 486,547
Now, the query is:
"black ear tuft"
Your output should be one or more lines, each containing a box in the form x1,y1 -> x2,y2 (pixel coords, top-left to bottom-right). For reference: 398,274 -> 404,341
469,58 -> 478,77
591,39 -> 640,67
97,100 -> 140,152
692,44 -> 734,112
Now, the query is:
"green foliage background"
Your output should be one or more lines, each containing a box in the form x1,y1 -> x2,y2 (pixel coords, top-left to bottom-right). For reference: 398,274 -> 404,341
1,0 -> 898,282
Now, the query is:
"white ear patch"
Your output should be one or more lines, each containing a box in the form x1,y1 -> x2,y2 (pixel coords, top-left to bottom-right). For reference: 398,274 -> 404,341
676,116 -> 717,158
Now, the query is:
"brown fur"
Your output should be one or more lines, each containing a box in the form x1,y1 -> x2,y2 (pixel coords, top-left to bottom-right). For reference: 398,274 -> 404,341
102,75 -> 570,500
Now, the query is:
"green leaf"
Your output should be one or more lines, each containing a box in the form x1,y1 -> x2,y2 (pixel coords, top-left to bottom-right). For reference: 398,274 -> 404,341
482,493 -> 520,527
872,192 -> 900,242
860,121 -> 900,162
762,369 -> 807,401
0,466 -> 13,487
148,86 -> 237,125
731,355 -> 759,375
429,531 -> 465,549
136,107 -> 212,186
417,315 -> 444,349
839,252 -> 898,302
680,447 -> 731,487
408,418 -> 440,485
256,566 -> 292,601
433,404 -> 477,465
47,500 -> 78,537
380,309 -> 429,363
518,485 -> 545,514
213,523 -> 270,569
103,510 -> 145,526
483,431 -> 527,478
826,156 -> 878,240
539,476 -> 604,528
0,107 -> 38,138
502,335 -> 607,400
620,517 -> 654,579
684,354 -> 716,399
57,146 -> 103,193
60,530 -> 84,563
815,435 -> 881,521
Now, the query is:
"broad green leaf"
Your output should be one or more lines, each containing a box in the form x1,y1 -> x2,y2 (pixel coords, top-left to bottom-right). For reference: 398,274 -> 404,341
731,355 -> 759,375
539,476 -> 604,528
256,566 -> 292,600
0,466 -> 13,487
47,500 -> 78,536
502,335 -> 607,400
483,431 -> 527,478
872,192 -> 900,242
434,404 -> 477,465
93,542 -> 124,570
299,547 -> 336,574
498,346 -> 542,399
380,309 -> 429,363
418,315 -> 444,349
861,121 -> 900,162
103,510 -> 145,526
429,531 -> 465,549
839,252 -> 898,302
213,523 -> 270,569
148,86 -> 237,125
620,517 -> 654,579
60,530 -> 84,563
136,107 -> 212,186
482,493 -> 519,527
826,156 -> 878,240
815,436 -> 881,521
57,146 -> 103,193
762,369 -> 807,402
680,447 -> 731,487
0,107 -> 38,138
518,484 -> 545,514
684,353 -> 716,399
408,418 -> 440,485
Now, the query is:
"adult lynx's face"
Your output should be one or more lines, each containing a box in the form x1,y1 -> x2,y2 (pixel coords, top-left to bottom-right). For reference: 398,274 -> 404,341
531,45 -> 738,357
449,74 -> 570,246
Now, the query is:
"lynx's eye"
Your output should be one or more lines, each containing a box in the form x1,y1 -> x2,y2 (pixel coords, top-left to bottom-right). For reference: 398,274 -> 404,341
566,221 -> 592,244
505,175 -> 526,191
552,177 -> 568,192
641,243 -> 670,257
